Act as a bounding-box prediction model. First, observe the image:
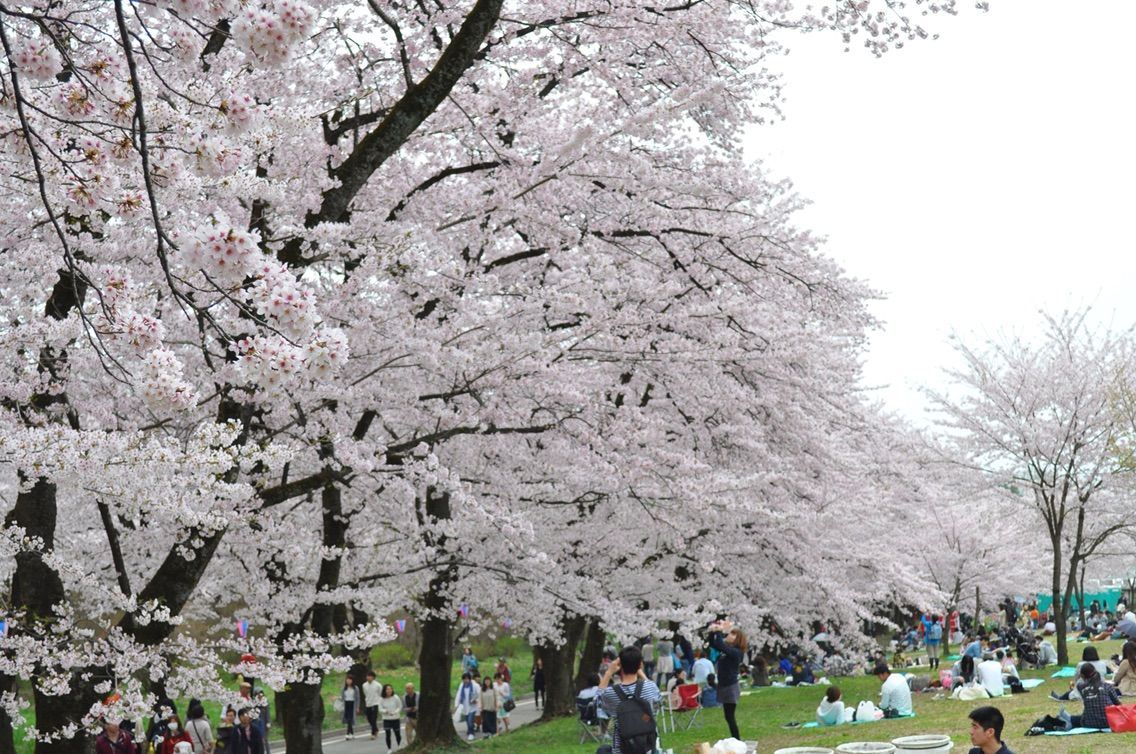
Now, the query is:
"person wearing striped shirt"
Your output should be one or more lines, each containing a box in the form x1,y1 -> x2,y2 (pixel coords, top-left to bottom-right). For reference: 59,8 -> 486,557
596,646 -> 661,754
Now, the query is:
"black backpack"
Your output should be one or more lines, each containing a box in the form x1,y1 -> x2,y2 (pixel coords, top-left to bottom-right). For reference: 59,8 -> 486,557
612,680 -> 657,754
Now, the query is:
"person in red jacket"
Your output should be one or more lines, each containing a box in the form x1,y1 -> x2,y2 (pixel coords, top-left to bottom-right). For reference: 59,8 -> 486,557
95,719 -> 135,754
157,715 -> 192,754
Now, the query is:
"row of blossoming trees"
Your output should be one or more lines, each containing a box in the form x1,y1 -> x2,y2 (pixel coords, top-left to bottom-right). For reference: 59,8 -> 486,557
0,2 -> 1129,753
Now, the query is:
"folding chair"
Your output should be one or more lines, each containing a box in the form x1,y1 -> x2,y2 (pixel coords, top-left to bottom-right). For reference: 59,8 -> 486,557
671,683 -> 703,730
576,694 -> 602,743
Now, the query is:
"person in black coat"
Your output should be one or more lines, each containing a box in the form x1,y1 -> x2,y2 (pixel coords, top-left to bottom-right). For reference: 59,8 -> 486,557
232,709 -> 265,754
707,620 -> 746,740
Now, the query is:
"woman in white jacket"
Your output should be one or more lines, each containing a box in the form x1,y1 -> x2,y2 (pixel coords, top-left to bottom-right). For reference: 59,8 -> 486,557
816,686 -> 847,726
378,684 -> 403,752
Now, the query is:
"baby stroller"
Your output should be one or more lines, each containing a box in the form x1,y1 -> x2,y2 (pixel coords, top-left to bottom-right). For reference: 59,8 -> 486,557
1016,637 -> 1040,669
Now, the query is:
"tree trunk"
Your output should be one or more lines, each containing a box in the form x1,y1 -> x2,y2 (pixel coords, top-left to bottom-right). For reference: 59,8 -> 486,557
573,617 -> 605,692
538,616 -> 586,721
278,683 -> 325,754
6,476 -> 101,754
409,487 -> 458,749
0,674 -> 14,754
1077,562 -> 1087,631
414,609 -> 457,748
1052,534 -> 1068,666
275,477 -> 348,754
974,585 -> 981,628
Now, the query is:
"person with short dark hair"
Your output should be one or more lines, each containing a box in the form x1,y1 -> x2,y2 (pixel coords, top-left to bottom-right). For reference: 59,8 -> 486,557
454,672 -> 480,742
233,709 -> 265,754
968,706 -> 1013,754
95,719 -> 135,754
874,662 -> 913,716
596,646 -> 661,754
362,670 -> 382,739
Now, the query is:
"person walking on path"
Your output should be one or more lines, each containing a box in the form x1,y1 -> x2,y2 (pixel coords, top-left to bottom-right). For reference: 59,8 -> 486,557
655,638 -> 675,689
339,676 -> 359,740
530,658 -> 546,710
479,677 -> 499,737
184,702 -> 214,754
461,647 -> 479,676
495,657 -> 512,684
362,671 -> 382,739
403,683 -> 418,745
455,672 -> 481,741
96,719 -> 135,754
708,620 -> 746,740
378,684 -> 403,752
232,710 -> 265,754
493,672 -> 513,733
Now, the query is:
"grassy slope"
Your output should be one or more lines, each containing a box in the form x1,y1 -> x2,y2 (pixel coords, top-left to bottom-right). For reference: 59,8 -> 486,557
442,640 -> 1134,754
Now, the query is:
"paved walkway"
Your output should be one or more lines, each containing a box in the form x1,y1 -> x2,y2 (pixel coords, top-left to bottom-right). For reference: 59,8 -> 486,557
275,694 -> 545,753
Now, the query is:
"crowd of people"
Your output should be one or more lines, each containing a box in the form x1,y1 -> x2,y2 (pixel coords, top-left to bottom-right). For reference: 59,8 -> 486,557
337,672 -> 420,751
95,683 -> 272,754
449,648 -> 515,742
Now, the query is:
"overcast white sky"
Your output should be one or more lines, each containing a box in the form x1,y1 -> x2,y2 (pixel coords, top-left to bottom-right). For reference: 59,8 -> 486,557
748,0 -> 1136,422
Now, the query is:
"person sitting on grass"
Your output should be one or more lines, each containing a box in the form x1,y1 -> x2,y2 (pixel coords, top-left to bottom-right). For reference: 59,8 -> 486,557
1051,663 -> 1121,730
968,706 -> 1014,754
815,686 -> 846,726
873,662 -> 912,717
1113,641 -> 1136,696
1036,636 -> 1058,666
975,654 -> 1004,698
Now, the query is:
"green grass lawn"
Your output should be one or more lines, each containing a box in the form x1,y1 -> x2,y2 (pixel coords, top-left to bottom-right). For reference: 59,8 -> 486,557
435,639 -> 1134,754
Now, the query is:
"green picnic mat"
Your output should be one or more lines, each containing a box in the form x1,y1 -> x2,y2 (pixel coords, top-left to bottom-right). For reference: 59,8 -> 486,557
1051,666 -> 1078,678
800,713 -> 915,729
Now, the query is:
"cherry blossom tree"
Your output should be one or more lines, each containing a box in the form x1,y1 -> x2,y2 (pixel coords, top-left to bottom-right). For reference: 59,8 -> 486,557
929,310 -> 1136,664
0,0 -> 982,751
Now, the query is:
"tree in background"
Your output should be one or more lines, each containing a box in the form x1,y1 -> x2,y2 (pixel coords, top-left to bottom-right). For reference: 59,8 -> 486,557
930,310 -> 1136,665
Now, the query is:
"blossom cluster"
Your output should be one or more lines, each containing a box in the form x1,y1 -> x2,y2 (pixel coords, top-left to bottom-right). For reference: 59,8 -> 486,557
231,0 -> 315,65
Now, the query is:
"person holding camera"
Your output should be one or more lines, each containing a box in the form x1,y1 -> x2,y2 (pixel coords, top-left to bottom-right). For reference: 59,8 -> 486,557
707,620 -> 747,740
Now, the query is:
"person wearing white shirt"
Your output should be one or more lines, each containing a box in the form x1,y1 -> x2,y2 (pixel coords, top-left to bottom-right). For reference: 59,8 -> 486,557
691,650 -> 715,686
378,684 -> 403,752
976,657 -> 1005,698
815,686 -> 847,726
362,671 -> 383,740
873,663 -> 913,716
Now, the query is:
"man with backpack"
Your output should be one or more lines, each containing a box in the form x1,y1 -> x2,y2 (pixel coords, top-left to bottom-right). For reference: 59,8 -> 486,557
596,646 -> 661,754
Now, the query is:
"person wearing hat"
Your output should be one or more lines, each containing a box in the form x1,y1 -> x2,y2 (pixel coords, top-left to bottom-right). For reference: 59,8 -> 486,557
874,662 -> 913,717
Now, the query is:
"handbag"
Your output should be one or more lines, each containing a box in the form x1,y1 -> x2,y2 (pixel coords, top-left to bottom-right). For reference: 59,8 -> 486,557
452,706 -> 464,723
474,713 -> 482,727
503,697 -> 516,712
1105,703 -> 1136,733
